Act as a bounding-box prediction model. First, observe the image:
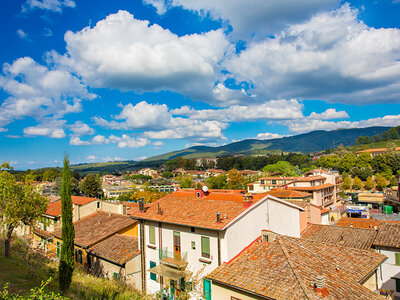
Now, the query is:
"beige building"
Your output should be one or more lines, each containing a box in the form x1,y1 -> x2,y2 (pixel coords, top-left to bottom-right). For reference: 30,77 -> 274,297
206,231 -> 387,300
247,176 -> 299,193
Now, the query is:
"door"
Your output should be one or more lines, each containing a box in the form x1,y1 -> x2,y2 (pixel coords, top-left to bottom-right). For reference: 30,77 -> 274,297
173,231 -> 181,260
203,278 -> 211,300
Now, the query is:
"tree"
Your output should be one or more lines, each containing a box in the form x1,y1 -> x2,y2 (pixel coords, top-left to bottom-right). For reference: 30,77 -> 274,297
227,169 -> 245,189
0,167 -> 47,257
180,175 -> 194,188
59,155 -> 75,293
262,161 -> 295,176
376,176 -> 387,191
382,131 -> 389,141
42,168 -> 61,182
372,134 -> 381,143
342,176 -> 352,190
162,171 -> 173,179
356,152 -> 372,169
80,174 -> 102,197
339,153 -> 357,173
389,127 -> 399,140
364,176 -> 374,190
351,166 -> 372,181
204,174 -> 228,189
353,176 -> 363,190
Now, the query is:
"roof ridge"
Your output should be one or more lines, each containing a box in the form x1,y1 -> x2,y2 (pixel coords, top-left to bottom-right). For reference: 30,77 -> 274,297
276,237 -> 312,300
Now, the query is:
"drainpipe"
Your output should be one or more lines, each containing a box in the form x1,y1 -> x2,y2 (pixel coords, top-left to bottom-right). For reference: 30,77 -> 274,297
139,219 -> 146,292
158,222 -> 163,289
218,231 -> 221,266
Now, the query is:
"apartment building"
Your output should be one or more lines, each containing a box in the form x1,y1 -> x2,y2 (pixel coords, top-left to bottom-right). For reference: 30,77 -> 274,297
247,176 -> 299,193
131,189 -> 304,297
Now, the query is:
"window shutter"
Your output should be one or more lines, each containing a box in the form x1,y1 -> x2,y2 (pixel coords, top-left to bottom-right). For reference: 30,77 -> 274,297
149,226 -> 155,245
150,261 -> 157,281
203,278 -> 211,300
201,237 -> 210,258
396,253 -> 400,266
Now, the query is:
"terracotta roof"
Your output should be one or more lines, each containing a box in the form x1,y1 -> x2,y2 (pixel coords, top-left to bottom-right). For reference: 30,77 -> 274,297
373,222 -> 400,249
292,175 -> 326,182
336,218 -> 382,229
44,196 -> 97,217
122,201 -> 151,215
301,224 -> 377,250
357,147 -> 400,153
267,188 -> 312,199
52,211 -> 136,248
89,234 -> 140,265
33,228 -> 53,239
132,191 -> 302,230
287,183 -> 335,191
259,176 -> 299,180
207,235 -> 386,300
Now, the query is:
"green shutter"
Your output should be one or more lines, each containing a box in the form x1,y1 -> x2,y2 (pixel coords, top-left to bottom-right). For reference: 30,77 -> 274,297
150,261 -> 157,281
396,253 -> 400,266
201,237 -> 210,258
149,226 -> 155,245
113,272 -> 118,280
56,241 -> 60,258
203,278 -> 211,300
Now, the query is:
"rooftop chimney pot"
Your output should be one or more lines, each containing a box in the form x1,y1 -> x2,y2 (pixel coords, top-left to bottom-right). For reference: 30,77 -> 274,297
216,213 -> 221,223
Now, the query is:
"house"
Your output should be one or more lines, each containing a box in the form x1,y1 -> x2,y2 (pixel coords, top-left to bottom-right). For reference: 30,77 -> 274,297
373,222 -> 400,298
357,147 -> 400,157
206,231 -> 387,300
138,168 -> 158,178
88,234 -> 141,290
301,224 -> 378,250
204,169 -> 224,178
52,211 -> 137,269
384,186 -> 400,209
102,184 -> 133,198
266,188 -> 321,232
247,176 -> 299,193
131,189 -> 304,296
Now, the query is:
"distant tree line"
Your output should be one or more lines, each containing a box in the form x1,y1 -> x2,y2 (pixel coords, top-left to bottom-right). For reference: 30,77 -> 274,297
356,126 -> 400,144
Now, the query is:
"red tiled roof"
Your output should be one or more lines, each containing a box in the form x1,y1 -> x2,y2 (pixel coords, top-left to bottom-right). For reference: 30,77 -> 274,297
259,176 -> 299,180
292,175 -> 326,182
373,221 -> 400,249
301,224 -> 377,250
357,147 -> 400,153
267,188 -> 312,199
336,218 -> 382,229
287,183 -> 334,191
44,196 -> 97,217
207,235 -> 386,300
52,211 -> 136,248
89,234 -> 140,265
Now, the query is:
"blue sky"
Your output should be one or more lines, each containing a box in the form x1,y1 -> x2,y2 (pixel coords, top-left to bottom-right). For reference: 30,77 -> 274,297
1,0 -> 400,170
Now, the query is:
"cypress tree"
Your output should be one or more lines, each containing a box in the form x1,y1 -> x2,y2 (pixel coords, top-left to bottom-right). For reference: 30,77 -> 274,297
59,155 -> 75,293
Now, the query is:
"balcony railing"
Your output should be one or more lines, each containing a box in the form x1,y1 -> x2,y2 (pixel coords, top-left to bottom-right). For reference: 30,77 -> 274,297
159,248 -> 188,269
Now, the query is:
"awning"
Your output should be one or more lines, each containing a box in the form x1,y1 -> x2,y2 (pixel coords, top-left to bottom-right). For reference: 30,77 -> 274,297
148,264 -> 192,281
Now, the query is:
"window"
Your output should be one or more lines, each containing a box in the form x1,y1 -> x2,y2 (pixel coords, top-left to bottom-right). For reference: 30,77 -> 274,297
196,192 -> 201,198
191,241 -> 196,249
395,253 -> 400,266
201,237 -> 210,259
396,278 -> 400,293
149,226 -> 156,245
150,261 -> 157,281
191,227 -> 195,233
113,272 -> 118,280
97,202 -> 100,209
56,241 -> 60,258
75,249 -> 83,264
271,180 -> 277,184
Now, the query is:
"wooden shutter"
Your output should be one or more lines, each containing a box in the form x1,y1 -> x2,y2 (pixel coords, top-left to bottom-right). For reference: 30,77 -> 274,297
395,253 -> 400,266
149,226 -> 155,245
201,237 -> 210,258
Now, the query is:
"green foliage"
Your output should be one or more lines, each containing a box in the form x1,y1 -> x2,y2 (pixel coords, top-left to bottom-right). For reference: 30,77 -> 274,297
262,161 -> 295,176
42,168 -> 61,182
180,175 -> 194,188
376,176 -> 388,191
351,166 -> 372,181
364,177 -> 374,190
382,131 -> 389,141
342,177 -> 352,190
389,127 -> 399,140
356,152 -> 372,168
0,164 -> 48,257
372,134 -> 381,143
356,136 -> 371,145
339,153 -> 356,173
352,176 -> 363,190
80,174 -> 102,197
162,171 -> 173,179
204,174 -> 228,189
59,155 -> 74,293
318,154 -> 339,169
0,278 -> 63,299
227,169 -> 245,189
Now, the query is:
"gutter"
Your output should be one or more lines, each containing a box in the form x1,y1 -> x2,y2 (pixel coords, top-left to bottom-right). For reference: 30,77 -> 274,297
358,256 -> 388,285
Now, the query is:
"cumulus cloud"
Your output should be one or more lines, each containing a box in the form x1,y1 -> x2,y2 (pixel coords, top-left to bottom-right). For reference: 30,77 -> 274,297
145,0 -> 339,39
70,136 -> 90,145
87,155 -> 97,160
109,135 -> 150,148
308,108 -> 349,120
256,132 -> 288,140
281,113 -> 400,134
53,10 -> 229,103
171,99 -> 304,122
0,57 -> 95,129
24,119 -> 66,138
68,121 -> 94,136
91,135 -> 109,144
224,4 -> 400,105
22,0 -> 75,13
152,141 -> 164,146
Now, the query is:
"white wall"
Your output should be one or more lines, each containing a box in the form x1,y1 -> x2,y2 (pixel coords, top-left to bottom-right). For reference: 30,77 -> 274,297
266,198 -> 301,238
377,247 -> 400,298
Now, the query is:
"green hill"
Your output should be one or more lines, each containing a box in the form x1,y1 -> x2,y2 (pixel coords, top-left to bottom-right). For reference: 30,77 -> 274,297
144,126 -> 391,161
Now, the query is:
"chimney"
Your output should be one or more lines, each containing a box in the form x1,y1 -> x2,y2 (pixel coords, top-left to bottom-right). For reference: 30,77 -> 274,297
243,193 -> 253,209
108,211 -> 111,217
261,230 -> 276,243
216,213 -> 221,223
139,198 -> 144,212
157,203 -> 163,215
314,275 -> 329,297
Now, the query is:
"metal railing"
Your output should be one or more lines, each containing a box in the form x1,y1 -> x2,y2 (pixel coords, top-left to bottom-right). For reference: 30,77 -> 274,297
159,247 -> 188,262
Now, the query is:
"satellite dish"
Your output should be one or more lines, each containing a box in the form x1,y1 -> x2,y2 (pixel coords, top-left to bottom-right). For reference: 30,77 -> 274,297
202,186 -> 208,192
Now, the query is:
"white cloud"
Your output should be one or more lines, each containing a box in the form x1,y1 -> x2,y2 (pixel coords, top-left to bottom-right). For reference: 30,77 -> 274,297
24,119 -> 66,138
17,29 -> 29,40
87,155 -> 97,160
152,141 -> 164,146
146,0 -> 339,39
281,113 -> 400,134
68,121 -> 94,136
109,135 -> 150,148
0,128 -> 8,132
224,4 -> 400,105
44,28 -> 53,37
53,10 -> 229,103
308,108 -> 349,120
70,136 -> 90,145
171,99 -> 304,122
22,0 -> 75,13
256,132 -> 288,140
103,156 -> 127,162
134,156 -> 147,161
0,57 -> 95,129
91,135 -> 109,145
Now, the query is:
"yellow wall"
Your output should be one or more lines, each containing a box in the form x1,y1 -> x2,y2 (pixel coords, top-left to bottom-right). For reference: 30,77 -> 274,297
361,270 -> 378,291
53,237 -> 88,266
118,223 -> 138,237
211,281 -> 265,300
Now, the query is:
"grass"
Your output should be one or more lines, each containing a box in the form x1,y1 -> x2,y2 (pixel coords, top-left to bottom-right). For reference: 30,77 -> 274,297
0,237 -> 152,299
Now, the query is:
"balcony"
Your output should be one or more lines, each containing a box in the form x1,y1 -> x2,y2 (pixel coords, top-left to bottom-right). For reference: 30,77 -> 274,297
159,248 -> 188,269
